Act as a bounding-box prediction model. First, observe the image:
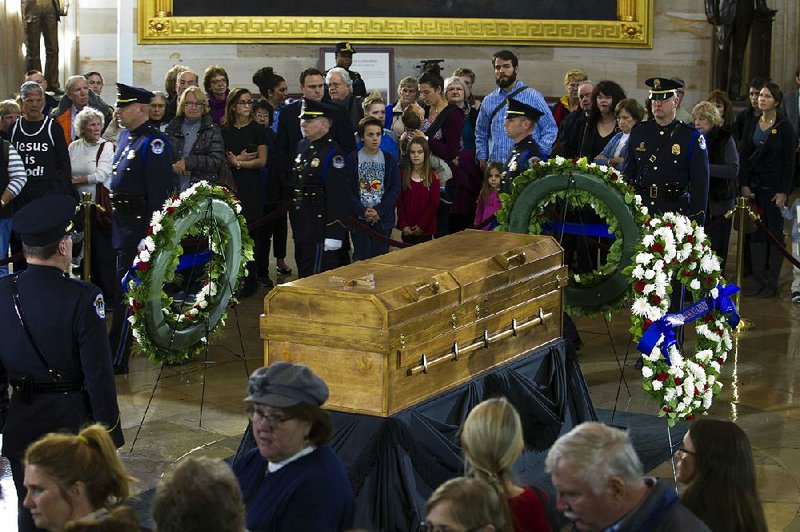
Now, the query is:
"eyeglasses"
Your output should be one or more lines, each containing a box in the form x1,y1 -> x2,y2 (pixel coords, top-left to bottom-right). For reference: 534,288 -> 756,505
677,447 -> 696,456
246,407 -> 291,429
184,102 -> 202,108
237,100 -> 253,106
328,82 -> 345,88
211,78 -> 227,85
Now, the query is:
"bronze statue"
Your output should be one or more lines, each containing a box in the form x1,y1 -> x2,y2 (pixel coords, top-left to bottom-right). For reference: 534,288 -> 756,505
706,0 -> 771,98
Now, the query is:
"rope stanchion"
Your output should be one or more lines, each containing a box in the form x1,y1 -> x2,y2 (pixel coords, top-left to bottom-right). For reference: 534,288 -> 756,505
346,217 -> 411,248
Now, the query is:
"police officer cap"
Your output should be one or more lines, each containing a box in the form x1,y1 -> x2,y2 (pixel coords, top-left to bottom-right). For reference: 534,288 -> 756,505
116,82 -> 154,108
335,41 -> 356,55
506,97 -> 543,121
12,194 -> 76,247
645,78 -> 684,101
245,362 -> 329,407
299,98 -> 336,120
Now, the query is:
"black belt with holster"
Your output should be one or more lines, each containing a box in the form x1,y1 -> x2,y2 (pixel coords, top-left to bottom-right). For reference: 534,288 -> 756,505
293,187 -> 325,209
10,375 -> 83,404
111,193 -> 149,213
635,182 -> 688,203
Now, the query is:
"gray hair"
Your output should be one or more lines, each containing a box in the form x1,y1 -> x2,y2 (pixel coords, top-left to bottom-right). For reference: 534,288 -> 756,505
73,107 -> 106,139
19,81 -> 44,100
66,75 -> 87,93
545,422 -> 643,494
444,76 -> 466,92
151,91 -> 168,103
326,67 -> 352,89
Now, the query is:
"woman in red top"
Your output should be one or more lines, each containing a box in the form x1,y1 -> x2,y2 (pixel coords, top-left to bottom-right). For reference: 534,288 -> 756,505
461,398 -> 554,532
397,137 -> 440,245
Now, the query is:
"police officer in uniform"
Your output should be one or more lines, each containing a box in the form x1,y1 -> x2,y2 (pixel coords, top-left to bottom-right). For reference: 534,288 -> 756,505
502,97 -> 545,193
326,41 -> 367,98
623,78 -> 710,222
0,194 -> 123,532
289,99 -> 354,278
108,83 -> 176,374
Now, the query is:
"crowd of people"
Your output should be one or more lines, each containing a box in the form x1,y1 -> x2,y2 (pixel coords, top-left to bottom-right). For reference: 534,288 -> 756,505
0,41 -> 795,530
5,359 -> 768,531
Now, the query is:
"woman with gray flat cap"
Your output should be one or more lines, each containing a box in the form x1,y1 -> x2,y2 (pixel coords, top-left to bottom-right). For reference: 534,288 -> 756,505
233,362 -> 354,532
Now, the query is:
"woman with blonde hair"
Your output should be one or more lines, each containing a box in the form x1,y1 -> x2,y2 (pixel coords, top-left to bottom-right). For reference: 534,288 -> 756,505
23,424 -> 137,532
461,398 -> 553,532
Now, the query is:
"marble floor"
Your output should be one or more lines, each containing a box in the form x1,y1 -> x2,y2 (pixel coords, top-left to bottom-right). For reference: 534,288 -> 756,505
1,240 -> 800,530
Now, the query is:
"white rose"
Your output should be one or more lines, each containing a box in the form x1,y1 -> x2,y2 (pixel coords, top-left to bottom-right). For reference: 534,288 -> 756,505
644,269 -> 656,280
652,380 -> 663,391
598,165 -> 608,173
554,156 -> 566,166
235,203 -> 242,214
144,236 -> 156,252
198,299 -> 208,309
641,365 -> 653,378
151,210 -> 163,225
139,249 -> 151,263
690,279 -> 701,290
152,223 -> 163,235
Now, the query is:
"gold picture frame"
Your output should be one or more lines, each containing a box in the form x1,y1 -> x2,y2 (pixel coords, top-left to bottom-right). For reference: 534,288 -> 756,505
138,0 -> 652,49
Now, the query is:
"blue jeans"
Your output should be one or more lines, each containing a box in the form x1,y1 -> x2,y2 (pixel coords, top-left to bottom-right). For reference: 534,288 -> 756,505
351,225 -> 390,262
0,217 -> 11,277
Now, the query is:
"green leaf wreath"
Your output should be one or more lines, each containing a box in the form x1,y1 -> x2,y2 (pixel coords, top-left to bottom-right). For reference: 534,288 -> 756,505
125,182 -> 254,365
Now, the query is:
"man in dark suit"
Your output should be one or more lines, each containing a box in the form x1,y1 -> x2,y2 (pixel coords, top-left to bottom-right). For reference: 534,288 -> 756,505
0,194 -> 123,532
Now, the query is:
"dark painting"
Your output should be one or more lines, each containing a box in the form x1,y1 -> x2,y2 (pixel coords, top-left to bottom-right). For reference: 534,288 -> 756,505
173,0 -> 618,21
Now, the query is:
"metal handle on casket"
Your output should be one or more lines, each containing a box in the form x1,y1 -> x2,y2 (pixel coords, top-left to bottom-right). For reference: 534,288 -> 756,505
406,307 -> 552,376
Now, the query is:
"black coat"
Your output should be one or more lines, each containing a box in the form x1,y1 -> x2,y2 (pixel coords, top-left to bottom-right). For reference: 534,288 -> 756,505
164,114 -> 225,182
738,117 -> 797,194
0,265 -> 124,462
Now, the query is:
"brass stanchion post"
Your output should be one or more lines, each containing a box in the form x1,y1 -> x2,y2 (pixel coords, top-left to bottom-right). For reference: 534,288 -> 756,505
731,196 -> 754,332
81,192 -> 93,282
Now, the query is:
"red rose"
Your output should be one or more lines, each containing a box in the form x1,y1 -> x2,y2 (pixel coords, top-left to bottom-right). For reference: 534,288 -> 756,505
657,372 -> 668,382
652,295 -> 661,305
663,406 -> 673,413
666,222 -> 673,228
686,235 -> 694,243
147,226 -> 153,235
674,377 -> 683,385
166,207 -> 175,215
650,242 -> 664,253
683,271 -> 693,277
635,280 -> 646,292
686,414 -> 696,421
717,357 -> 724,365
703,314 -> 713,323
136,261 -> 149,271
705,277 -> 714,285
610,174 -> 618,181
643,319 -> 653,330
171,195 -> 180,201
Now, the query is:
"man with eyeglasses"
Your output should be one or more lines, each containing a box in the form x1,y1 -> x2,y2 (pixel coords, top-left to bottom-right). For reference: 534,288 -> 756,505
0,194 -> 124,532
623,77 -> 709,223
108,83 -> 177,375
325,67 -> 364,134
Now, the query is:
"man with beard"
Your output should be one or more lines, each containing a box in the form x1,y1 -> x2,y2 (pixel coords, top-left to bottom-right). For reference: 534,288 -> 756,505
476,50 -> 557,170
552,80 -> 594,158
623,77 -> 709,222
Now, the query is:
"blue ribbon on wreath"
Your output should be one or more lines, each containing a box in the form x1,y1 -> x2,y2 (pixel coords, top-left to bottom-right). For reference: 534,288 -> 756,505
542,222 -> 614,238
637,283 -> 740,365
122,251 -> 212,291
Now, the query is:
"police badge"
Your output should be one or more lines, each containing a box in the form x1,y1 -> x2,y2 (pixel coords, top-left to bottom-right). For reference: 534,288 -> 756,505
671,144 -> 681,155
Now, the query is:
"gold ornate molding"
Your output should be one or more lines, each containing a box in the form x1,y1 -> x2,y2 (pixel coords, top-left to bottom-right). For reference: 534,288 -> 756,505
138,0 -> 653,48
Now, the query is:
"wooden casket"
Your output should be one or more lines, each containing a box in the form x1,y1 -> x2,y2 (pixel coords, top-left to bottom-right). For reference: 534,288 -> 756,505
260,230 -> 567,416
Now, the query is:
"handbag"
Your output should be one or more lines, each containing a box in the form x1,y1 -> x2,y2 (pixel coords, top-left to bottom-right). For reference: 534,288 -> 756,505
94,142 -> 113,229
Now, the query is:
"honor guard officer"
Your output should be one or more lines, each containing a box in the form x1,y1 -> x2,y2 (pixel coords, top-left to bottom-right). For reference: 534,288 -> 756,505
329,41 -> 366,98
289,98 -> 354,278
108,83 -> 176,374
0,195 -> 123,532
502,97 -> 545,193
623,77 -> 709,222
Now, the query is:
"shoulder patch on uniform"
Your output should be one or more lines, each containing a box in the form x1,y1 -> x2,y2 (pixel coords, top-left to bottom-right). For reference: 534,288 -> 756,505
697,135 -> 706,151
94,293 -> 106,319
332,155 -> 345,169
151,138 -> 165,155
